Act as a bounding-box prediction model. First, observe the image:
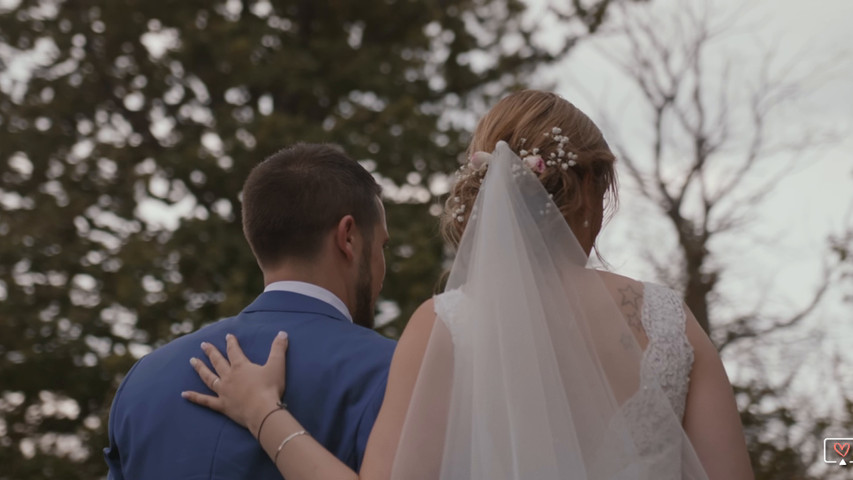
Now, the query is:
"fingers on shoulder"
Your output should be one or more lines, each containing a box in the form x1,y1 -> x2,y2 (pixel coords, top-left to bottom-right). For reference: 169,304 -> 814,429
266,331 -> 289,365
225,333 -> 250,363
181,391 -> 223,412
273,330 -> 289,348
201,341 -> 231,372
190,357 -> 219,387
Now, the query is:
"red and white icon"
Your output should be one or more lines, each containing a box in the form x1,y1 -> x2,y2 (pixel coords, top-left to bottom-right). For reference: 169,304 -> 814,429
825,438 -> 853,466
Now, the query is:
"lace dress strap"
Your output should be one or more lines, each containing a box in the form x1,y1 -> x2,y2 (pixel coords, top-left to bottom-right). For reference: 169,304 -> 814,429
433,289 -> 466,346
640,282 -> 694,420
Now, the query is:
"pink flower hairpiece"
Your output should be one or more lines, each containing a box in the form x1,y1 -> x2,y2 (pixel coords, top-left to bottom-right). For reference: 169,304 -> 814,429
469,151 -> 492,170
522,155 -> 545,174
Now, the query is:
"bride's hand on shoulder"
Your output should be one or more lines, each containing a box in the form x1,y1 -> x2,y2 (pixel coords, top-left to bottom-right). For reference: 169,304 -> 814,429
182,331 -> 289,436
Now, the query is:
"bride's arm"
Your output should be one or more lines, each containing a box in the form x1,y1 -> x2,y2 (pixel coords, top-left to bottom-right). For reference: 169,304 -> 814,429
682,307 -> 754,479
182,299 -> 438,480
358,298 -> 438,479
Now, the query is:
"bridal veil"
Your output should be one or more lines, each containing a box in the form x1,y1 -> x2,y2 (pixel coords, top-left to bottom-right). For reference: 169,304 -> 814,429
390,142 -> 709,479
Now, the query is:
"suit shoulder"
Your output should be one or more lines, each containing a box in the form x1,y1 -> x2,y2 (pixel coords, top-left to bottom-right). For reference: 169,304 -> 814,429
346,323 -> 397,355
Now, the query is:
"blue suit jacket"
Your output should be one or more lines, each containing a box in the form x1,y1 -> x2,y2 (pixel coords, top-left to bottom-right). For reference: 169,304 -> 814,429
105,291 -> 396,479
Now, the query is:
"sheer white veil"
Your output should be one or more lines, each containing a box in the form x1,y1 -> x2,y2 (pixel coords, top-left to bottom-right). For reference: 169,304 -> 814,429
390,142 -> 709,479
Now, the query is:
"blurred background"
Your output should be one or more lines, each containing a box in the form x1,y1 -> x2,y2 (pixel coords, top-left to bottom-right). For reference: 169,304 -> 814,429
0,0 -> 851,478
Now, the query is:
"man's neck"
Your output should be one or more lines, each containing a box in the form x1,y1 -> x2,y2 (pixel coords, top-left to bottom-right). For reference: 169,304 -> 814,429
263,272 -> 332,293
262,264 -> 353,317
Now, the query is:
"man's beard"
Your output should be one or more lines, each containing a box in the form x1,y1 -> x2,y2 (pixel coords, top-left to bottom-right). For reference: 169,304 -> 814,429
352,244 -> 375,328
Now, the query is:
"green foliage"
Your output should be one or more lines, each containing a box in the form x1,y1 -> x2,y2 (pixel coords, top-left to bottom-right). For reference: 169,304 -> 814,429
736,380 -> 853,479
0,0 -> 622,476
736,383 -> 812,478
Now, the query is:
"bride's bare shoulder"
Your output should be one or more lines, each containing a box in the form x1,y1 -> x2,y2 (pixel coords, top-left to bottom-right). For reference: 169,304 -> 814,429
593,270 -> 646,297
398,298 -> 437,342
589,270 -> 650,344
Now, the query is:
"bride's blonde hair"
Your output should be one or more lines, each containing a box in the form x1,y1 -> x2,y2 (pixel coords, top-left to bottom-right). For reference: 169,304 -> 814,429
441,90 -> 618,249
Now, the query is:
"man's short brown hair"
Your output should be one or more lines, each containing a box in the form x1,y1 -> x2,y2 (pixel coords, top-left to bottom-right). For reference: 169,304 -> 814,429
241,143 -> 382,268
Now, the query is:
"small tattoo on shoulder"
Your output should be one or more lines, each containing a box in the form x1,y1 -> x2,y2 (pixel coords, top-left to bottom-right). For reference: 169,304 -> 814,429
620,333 -> 637,351
618,284 -> 644,332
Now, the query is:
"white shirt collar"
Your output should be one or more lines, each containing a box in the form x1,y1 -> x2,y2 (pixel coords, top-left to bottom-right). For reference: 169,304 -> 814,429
263,281 -> 353,323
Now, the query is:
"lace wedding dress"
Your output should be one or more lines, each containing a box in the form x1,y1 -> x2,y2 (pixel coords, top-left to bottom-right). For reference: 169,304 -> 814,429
433,280 -> 693,458
435,281 -> 693,418
390,142 -> 707,480
633,282 -> 693,421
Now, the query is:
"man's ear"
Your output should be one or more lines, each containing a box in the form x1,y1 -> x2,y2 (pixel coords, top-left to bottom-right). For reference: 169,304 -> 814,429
334,215 -> 357,262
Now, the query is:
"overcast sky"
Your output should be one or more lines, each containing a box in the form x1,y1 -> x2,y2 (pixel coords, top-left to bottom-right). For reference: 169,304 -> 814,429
552,0 -> 852,279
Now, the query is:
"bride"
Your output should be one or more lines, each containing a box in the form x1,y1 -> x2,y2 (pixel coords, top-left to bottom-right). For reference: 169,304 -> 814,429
182,90 -> 753,479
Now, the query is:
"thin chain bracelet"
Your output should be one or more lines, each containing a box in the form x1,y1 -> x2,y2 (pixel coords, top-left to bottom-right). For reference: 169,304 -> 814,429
256,401 -> 287,440
274,430 -> 309,465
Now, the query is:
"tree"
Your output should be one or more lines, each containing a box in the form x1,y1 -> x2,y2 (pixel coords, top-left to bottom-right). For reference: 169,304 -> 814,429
592,0 -> 837,335
0,0 -> 624,476
570,0 -> 844,477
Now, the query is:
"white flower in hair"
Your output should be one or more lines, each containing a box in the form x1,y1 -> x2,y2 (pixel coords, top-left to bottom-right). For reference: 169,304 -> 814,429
567,151 -> 578,167
469,151 -> 493,171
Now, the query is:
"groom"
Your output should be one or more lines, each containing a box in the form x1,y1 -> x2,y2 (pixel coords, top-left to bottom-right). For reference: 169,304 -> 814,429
105,143 -> 396,478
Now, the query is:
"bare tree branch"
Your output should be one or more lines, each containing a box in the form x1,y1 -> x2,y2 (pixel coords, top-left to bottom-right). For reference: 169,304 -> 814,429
593,0 -> 840,336
718,263 -> 835,352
